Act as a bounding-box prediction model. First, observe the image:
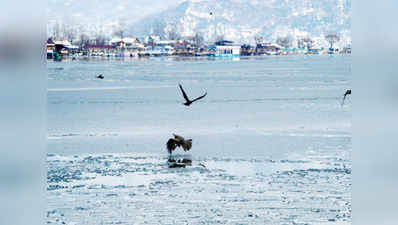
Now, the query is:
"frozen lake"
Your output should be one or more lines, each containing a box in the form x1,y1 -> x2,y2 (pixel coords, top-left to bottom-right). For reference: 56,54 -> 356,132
47,55 -> 351,224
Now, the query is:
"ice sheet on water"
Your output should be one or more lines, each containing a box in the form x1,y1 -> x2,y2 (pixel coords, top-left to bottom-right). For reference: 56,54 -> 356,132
47,56 -> 351,224
47,151 -> 350,224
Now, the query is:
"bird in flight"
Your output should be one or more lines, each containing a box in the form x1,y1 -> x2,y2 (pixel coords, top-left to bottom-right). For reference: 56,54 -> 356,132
341,89 -> 351,106
166,134 -> 192,154
97,74 -> 104,79
179,84 -> 207,106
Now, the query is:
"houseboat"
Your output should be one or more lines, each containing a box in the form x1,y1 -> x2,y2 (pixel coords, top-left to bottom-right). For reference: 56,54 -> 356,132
211,40 -> 240,57
255,42 -> 282,55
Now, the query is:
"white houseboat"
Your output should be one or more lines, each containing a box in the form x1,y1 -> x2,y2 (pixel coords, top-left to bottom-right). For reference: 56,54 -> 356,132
212,40 -> 240,57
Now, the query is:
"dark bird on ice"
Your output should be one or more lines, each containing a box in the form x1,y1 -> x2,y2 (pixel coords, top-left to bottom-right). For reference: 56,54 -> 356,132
166,134 -> 192,154
210,12 -> 213,15
97,74 -> 104,79
178,84 -> 207,106
341,89 -> 351,106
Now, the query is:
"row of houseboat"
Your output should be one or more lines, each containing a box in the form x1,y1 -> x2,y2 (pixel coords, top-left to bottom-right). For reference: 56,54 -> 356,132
47,37 -> 351,60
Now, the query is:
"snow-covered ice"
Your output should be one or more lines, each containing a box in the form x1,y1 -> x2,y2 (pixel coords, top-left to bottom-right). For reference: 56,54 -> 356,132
47,55 -> 351,224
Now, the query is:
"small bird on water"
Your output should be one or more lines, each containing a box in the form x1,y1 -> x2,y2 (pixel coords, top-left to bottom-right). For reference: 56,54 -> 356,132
341,89 -> 351,106
166,134 -> 192,155
97,74 -> 104,79
178,84 -> 207,106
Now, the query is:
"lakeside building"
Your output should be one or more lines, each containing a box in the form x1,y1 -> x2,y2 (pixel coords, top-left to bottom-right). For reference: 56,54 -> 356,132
138,39 -> 177,57
154,40 -> 177,56
47,39 -> 56,59
240,44 -> 255,56
172,40 -> 195,56
84,45 -> 116,56
144,35 -> 162,46
281,47 -> 302,55
194,46 -> 209,56
255,42 -> 282,55
328,47 -> 340,54
141,46 -> 174,57
305,43 -> 326,55
340,45 -> 351,54
109,37 -> 145,57
210,40 -> 241,57
46,35 -> 351,59
155,40 -> 177,47
54,40 -> 79,55
47,38 -> 79,60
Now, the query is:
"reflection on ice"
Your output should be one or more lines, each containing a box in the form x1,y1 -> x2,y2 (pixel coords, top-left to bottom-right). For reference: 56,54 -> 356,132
167,154 -> 192,168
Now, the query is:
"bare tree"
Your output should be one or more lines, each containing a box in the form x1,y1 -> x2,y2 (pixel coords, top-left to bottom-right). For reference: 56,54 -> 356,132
166,25 -> 180,40
192,32 -> 204,47
254,36 -> 263,45
297,38 -> 304,49
302,37 -> 314,49
215,34 -> 225,42
113,19 -> 126,40
113,29 -> 124,40
94,25 -> 106,45
325,33 -> 340,49
128,27 -> 135,39
95,34 -> 106,45
80,33 -> 90,47
152,20 -> 165,38
63,25 -> 76,44
276,36 -> 292,48
53,22 -> 62,40
78,25 -> 89,48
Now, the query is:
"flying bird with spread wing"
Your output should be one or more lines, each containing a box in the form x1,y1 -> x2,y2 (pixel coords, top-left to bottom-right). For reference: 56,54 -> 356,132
341,89 -> 351,106
166,134 -> 192,154
179,84 -> 207,106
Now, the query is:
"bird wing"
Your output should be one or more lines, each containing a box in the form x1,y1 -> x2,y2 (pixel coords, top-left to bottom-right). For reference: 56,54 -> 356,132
191,92 -> 207,103
182,139 -> 192,151
173,134 -> 184,142
179,84 -> 190,102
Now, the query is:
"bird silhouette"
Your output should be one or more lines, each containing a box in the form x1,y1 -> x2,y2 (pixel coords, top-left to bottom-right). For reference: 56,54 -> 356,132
179,84 -> 207,106
166,134 -> 192,154
341,89 -> 351,106
97,74 -> 104,79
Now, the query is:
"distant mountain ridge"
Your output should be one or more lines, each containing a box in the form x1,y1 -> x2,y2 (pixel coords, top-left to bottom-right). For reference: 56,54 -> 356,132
131,0 -> 351,46
48,0 -> 351,47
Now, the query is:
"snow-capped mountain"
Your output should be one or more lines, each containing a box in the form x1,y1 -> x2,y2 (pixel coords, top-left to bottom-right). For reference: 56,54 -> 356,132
47,0 -> 351,47
47,0 -> 181,39
131,0 -> 351,46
